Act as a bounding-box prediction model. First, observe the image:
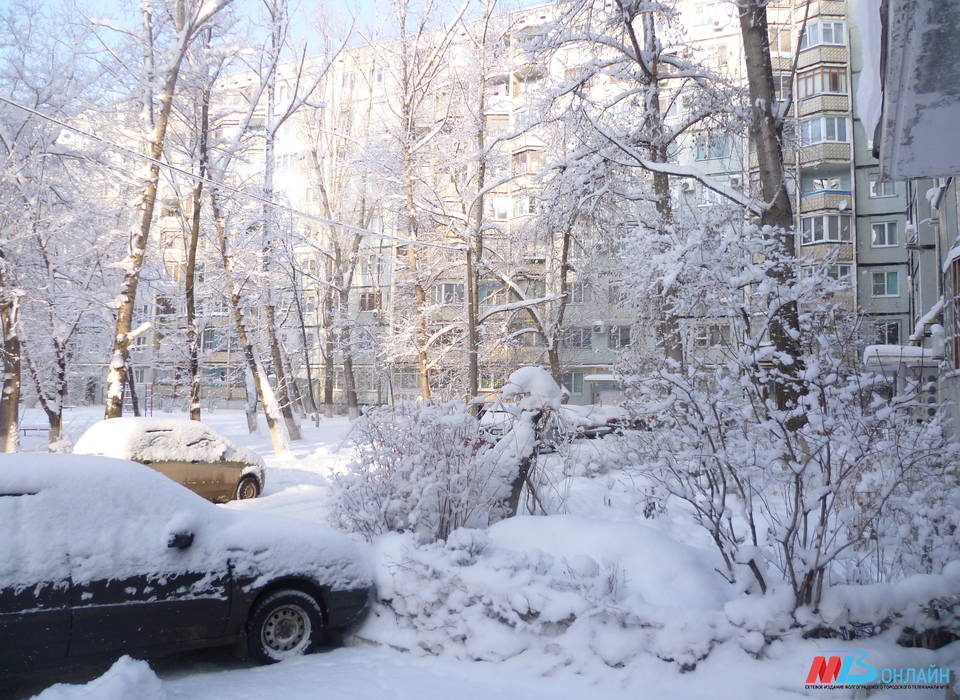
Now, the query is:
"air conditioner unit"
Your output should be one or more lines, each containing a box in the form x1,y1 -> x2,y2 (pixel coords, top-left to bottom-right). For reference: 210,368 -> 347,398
681,180 -> 696,192
712,19 -> 722,31
592,321 -> 605,334
729,175 -> 743,190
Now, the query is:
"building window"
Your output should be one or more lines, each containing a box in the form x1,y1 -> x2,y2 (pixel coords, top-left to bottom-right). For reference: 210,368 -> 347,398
479,369 -> 507,391
869,178 -> 896,198
693,324 -> 729,348
512,149 -> 543,175
201,328 -> 225,352
871,221 -> 898,247
562,371 -> 584,394
827,264 -> 852,281
359,291 -> 382,311
874,320 -> 900,345
772,73 -> 793,102
512,194 -> 538,217
562,327 -> 592,349
799,20 -> 845,50
800,116 -> 848,145
522,278 -> 546,298
797,67 -> 847,99
432,283 -> 464,305
608,325 -> 631,349
395,369 -> 418,390
478,281 -> 507,306
694,133 -> 731,160
768,25 -> 792,53
800,214 -> 852,244
486,114 -> 509,135
488,76 -> 510,97
872,271 -> 900,297
485,197 -> 510,221
567,279 -> 590,305
160,198 -> 181,218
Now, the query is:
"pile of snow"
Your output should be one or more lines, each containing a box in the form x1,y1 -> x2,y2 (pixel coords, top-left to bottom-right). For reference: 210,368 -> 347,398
31,656 -> 164,700
0,455 -> 370,594
500,367 -> 565,411
361,516 -> 739,670
73,417 -> 264,467
809,561 -> 960,637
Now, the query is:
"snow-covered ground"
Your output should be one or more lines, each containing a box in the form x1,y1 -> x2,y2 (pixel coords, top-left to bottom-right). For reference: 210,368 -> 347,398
10,407 -> 959,700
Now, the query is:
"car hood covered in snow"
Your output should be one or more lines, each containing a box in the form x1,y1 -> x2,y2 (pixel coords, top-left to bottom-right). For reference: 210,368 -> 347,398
73,417 -> 265,467
0,455 -> 370,593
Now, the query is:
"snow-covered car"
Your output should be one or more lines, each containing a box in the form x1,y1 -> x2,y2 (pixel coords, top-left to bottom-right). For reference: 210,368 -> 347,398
479,402 -> 632,447
73,417 -> 265,502
0,455 -> 373,676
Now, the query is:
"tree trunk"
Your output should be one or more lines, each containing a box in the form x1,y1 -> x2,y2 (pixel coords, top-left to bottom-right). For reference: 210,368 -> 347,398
737,0 -> 806,419
265,304 -> 302,440
124,354 -> 141,417
0,294 -> 21,452
185,87 -> 209,422
105,9 -> 192,419
211,190 -> 287,454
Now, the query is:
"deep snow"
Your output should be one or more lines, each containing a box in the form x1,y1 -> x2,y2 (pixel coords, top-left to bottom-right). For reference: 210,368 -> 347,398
10,407 -> 960,699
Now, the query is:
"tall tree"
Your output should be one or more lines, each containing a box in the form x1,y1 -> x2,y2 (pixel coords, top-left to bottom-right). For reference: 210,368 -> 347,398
103,0 -> 232,419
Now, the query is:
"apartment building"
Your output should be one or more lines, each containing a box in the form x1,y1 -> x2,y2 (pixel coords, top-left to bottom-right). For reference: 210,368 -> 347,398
676,0 -> 912,347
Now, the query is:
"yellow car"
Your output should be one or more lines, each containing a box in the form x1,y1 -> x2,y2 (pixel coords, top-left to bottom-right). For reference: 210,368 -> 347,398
73,417 -> 265,501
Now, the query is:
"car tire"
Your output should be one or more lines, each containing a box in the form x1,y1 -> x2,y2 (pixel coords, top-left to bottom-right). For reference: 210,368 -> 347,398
235,475 -> 261,500
247,590 -> 326,663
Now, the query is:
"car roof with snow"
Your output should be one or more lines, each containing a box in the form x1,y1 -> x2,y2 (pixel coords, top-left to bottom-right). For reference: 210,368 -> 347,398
0,454 -> 371,592
73,417 -> 264,467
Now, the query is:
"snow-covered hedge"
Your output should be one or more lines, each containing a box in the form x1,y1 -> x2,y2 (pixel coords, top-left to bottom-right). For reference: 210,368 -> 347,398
361,521 -> 737,671
331,402 -> 513,541
359,519 -> 960,670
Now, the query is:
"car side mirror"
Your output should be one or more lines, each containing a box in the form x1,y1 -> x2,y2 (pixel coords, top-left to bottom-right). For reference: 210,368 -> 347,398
167,531 -> 194,550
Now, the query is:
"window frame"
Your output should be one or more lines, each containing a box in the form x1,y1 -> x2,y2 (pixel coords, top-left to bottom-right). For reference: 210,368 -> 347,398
869,178 -> 897,198
870,221 -> 899,248
432,282 -> 465,305
871,270 -> 900,298
796,66 -> 847,99
800,214 -> 852,244
800,115 -> 849,146
874,320 -> 901,345
799,20 -> 846,50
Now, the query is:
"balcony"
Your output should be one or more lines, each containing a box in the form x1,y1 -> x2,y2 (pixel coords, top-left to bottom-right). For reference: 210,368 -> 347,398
797,45 -> 849,70
798,141 -> 852,166
797,94 -> 850,117
799,189 -> 853,213
798,0 -> 849,18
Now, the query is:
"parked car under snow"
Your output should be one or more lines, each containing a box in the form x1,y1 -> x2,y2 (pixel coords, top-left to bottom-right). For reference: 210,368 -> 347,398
0,455 -> 373,676
73,417 -> 265,502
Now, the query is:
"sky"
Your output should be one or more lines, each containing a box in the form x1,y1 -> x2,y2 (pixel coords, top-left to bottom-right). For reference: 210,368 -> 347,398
65,0 -> 552,53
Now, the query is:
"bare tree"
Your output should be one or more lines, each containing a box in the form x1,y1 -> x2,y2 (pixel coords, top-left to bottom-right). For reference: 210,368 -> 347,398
103,0 -> 232,419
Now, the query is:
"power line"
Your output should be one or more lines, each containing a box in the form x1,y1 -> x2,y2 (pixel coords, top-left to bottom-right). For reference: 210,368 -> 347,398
0,94 -> 466,252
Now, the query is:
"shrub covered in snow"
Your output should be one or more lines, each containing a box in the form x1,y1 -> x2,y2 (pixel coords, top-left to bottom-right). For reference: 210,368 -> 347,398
361,522 -> 735,671
331,402 -> 514,541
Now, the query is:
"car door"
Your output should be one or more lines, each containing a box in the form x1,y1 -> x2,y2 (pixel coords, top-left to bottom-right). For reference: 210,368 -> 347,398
67,482 -> 234,660
0,489 -> 71,672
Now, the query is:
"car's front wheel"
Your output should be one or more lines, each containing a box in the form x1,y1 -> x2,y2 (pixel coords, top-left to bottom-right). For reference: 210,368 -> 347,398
235,475 -> 261,500
248,590 -> 325,663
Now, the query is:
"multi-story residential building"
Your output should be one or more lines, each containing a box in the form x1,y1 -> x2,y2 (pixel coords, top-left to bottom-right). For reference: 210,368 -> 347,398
85,1 -> 947,416
678,0 -> 911,347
